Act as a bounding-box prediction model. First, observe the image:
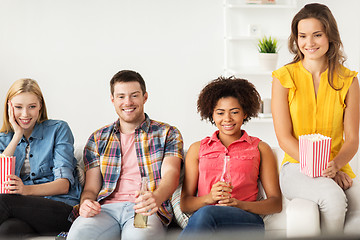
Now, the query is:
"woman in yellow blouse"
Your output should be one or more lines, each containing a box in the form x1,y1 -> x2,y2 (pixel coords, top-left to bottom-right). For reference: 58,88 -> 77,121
272,3 -> 360,236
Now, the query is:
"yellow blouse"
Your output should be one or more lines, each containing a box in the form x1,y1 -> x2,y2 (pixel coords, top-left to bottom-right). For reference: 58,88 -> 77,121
272,61 -> 358,178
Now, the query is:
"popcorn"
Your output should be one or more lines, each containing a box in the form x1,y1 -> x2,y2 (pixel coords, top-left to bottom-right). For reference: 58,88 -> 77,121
0,156 -> 16,193
299,134 -> 331,178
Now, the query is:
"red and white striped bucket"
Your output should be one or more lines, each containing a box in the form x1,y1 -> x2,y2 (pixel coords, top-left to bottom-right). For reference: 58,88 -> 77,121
0,156 -> 16,193
299,134 -> 331,178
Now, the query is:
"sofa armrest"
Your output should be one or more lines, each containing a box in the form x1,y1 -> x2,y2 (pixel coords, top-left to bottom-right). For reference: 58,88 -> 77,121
286,198 -> 321,238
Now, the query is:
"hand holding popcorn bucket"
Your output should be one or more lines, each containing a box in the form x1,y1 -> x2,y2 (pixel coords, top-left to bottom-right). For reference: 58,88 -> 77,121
299,134 -> 332,178
0,155 -> 16,194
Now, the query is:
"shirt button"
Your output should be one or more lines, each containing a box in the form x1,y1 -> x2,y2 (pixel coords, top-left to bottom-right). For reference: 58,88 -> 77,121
31,173 -> 35,176
30,154 -> 33,158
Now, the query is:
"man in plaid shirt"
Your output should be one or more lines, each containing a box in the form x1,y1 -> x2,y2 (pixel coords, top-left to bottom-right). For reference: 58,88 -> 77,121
68,70 -> 184,240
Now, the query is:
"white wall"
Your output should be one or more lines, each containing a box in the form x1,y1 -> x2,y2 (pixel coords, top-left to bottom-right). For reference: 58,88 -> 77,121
0,0 -> 223,148
0,0 -> 359,149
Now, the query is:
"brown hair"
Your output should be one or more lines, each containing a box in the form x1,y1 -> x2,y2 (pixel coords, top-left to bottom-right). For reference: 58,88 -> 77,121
110,70 -> 146,96
288,3 -> 346,90
197,76 -> 261,124
1,79 -> 48,133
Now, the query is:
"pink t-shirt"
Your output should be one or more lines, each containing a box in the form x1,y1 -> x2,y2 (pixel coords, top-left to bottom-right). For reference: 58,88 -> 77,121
101,132 -> 141,204
197,130 -> 261,202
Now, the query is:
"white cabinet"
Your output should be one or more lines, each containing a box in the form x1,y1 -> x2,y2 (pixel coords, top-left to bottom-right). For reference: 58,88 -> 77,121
223,0 -> 297,146
223,0 -> 297,99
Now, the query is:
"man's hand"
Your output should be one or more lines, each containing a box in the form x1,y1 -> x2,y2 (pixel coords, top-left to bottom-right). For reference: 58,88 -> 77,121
79,199 -> 101,218
133,191 -> 159,216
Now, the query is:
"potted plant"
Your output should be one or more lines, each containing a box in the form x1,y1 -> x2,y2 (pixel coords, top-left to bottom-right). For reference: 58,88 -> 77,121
257,36 -> 279,71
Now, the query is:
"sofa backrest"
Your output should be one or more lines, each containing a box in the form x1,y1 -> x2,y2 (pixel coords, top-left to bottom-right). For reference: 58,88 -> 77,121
74,144 -> 85,186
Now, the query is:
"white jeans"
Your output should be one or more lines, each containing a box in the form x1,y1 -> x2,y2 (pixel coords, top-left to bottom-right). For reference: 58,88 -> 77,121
280,163 -> 360,235
67,202 -> 166,240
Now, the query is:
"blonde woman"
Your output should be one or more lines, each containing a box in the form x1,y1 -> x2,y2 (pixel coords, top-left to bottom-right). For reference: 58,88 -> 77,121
0,79 -> 81,237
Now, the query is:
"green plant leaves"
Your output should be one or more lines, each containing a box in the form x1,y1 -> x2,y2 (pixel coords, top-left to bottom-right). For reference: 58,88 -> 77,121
257,36 -> 278,53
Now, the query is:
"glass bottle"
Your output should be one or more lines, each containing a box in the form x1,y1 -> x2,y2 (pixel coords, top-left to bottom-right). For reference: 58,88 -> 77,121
134,177 -> 148,228
220,155 -> 231,184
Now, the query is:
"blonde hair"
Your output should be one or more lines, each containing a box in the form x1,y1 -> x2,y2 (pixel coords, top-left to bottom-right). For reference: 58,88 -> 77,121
0,79 -> 48,133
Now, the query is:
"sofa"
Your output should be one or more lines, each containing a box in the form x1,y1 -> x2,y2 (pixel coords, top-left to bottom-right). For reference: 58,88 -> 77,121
27,145 -> 360,240
266,148 -> 360,239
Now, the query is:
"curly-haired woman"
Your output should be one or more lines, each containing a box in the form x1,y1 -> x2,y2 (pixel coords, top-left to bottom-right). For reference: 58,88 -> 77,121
179,76 -> 282,238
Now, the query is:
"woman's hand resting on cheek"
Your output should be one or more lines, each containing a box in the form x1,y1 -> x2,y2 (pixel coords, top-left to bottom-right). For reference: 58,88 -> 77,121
8,101 -> 24,137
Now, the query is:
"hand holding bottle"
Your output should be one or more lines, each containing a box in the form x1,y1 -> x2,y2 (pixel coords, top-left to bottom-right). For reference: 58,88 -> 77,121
220,155 -> 232,196
134,177 -> 149,228
207,181 -> 232,204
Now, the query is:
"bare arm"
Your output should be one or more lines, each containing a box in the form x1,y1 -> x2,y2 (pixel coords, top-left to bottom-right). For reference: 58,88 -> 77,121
271,77 -> 299,160
218,142 -> 282,214
2,101 -> 24,156
2,134 -> 21,157
134,155 -> 182,216
322,77 -> 359,187
79,167 -> 102,217
180,142 -> 232,213
180,142 -> 207,213
6,176 -> 70,196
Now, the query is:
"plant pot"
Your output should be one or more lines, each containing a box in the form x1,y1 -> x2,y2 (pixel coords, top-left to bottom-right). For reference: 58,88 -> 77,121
258,53 -> 278,71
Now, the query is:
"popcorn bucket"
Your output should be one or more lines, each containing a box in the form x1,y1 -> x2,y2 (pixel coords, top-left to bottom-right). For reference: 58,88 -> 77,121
299,134 -> 331,178
0,156 -> 16,193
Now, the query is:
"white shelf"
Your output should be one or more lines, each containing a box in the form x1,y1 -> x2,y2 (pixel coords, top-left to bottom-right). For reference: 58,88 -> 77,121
225,67 -> 273,76
250,115 -> 273,123
223,0 -> 295,118
225,3 -> 296,9
225,35 -> 289,41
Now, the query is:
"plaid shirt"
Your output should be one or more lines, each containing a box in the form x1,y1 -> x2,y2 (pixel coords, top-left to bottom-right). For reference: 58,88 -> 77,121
71,114 -> 184,224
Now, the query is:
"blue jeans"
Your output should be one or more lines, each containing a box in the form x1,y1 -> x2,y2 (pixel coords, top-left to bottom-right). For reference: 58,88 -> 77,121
179,205 -> 264,239
67,202 -> 166,240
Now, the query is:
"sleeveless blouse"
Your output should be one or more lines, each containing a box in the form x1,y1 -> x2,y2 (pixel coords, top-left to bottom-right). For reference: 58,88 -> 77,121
272,61 -> 358,178
197,130 -> 261,202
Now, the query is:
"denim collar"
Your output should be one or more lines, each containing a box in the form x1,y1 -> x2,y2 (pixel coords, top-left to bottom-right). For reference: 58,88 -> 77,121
20,122 -> 44,143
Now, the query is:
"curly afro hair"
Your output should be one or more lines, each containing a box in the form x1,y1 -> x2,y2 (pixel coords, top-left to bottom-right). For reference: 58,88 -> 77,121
197,76 -> 261,124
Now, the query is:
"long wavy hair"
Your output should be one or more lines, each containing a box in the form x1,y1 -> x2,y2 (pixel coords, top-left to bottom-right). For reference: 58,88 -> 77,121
288,3 -> 346,90
0,79 -> 48,133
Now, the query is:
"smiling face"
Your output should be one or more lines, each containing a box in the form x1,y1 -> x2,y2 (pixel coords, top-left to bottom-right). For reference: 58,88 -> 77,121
10,92 -> 41,136
212,97 -> 246,141
111,81 -> 148,130
297,17 -> 329,63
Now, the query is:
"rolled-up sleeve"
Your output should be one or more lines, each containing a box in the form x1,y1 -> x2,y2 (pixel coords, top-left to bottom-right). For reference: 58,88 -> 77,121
164,126 -> 184,162
83,133 -> 101,171
53,121 -> 77,186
